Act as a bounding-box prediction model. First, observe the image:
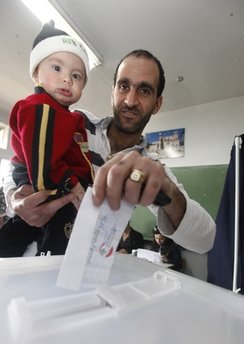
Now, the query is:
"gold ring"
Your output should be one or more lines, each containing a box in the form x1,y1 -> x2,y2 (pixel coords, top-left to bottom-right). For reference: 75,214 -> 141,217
129,169 -> 145,183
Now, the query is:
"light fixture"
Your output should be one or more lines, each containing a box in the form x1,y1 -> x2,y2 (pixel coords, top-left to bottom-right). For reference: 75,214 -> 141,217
20,0 -> 102,69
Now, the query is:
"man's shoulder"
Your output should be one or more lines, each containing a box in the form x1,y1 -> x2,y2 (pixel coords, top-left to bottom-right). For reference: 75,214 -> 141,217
74,109 -> 110,122
74,109 -> 113,132
74,109 -> 99,122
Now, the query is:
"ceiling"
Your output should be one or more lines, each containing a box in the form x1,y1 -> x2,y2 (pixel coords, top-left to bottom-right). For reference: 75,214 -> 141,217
0,0 -> 244,122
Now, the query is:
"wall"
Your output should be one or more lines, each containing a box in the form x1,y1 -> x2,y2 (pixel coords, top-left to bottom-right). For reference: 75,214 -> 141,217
143,96 -> 244,167
0,136 -> 12,160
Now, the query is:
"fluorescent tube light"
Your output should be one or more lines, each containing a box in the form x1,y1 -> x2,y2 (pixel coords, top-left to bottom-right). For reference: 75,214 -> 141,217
20,0 -> 102,69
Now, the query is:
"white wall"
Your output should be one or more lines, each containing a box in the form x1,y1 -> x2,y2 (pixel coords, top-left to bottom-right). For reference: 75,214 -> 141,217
143,96 -> 244,167
0,130 -> 12,160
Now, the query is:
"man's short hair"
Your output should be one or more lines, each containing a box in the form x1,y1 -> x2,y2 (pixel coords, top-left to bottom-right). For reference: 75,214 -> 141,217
113,49 -> 165,97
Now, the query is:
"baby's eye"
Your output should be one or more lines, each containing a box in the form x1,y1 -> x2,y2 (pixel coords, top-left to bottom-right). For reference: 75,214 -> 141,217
52,65 -> 61,72
72,73 -> 82,80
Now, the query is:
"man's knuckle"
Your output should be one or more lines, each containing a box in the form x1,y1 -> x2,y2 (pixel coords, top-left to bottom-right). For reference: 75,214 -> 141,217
110,164 -> 125,179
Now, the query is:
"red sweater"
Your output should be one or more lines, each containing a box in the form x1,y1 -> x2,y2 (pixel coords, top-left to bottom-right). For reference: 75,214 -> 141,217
10,87 -> 94,195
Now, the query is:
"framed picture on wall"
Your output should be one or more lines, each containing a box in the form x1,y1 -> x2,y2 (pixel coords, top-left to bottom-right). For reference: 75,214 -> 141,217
145,128 -> 185,160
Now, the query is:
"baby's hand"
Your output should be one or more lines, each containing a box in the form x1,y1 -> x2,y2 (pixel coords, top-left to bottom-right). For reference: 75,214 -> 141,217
70,183 -> 85,210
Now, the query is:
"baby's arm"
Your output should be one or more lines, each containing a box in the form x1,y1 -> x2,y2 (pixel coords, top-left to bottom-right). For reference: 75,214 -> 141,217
11,101 -> 81,194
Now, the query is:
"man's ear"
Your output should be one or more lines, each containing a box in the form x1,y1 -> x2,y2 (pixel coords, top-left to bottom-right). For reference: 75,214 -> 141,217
152,96 -> 163,115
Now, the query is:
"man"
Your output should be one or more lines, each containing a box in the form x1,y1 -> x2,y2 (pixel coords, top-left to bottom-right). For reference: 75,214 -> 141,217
4,50 -> 215,254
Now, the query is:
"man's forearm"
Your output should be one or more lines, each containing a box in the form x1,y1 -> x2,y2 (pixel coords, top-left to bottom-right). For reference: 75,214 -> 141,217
148,164 -> 216,253
162,181 -> 186,229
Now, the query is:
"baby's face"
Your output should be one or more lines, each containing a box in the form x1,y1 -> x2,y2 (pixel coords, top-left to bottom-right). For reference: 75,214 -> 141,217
34,51 -> 86,107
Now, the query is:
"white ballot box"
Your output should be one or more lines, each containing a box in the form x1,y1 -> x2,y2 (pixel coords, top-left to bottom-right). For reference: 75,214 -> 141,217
0,254 -> 244,344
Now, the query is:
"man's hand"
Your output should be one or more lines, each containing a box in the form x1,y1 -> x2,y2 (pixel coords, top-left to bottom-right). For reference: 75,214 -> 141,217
70,183 -> 85,210
92,151 -> 186,229
92,151 -> 169,208
11,185 -> 74,227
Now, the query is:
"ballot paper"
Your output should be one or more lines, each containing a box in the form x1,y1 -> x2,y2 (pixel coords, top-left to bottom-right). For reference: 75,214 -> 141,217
136,249 -> 162,263
135,249 -> 173,268
56,187 -> 134,290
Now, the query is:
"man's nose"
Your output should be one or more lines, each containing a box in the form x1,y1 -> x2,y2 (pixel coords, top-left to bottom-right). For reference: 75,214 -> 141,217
124,88 -> 139,107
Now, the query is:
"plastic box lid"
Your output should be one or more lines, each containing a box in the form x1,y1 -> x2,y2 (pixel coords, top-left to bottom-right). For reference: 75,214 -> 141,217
0,254 -> 244,344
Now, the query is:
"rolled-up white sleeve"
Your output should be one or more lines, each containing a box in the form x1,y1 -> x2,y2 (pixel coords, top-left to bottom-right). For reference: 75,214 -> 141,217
155,199 -> 216,254
148,165 -> 216,254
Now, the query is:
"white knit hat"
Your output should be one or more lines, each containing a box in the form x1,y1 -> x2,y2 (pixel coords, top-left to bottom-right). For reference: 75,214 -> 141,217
30,20 -> 89,83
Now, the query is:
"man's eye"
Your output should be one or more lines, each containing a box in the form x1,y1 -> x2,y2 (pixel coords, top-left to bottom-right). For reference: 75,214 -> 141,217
118,84 -> 129,92
140,88 -> 152,96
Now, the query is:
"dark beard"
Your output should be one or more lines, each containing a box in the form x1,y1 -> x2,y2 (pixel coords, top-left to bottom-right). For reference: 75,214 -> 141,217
113,106 -> 152,134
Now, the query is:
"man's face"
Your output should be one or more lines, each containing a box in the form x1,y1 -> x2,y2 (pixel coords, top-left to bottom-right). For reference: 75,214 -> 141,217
112,56 -> 162,134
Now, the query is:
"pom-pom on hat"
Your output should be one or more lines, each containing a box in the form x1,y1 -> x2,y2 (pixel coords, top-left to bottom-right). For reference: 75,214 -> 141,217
30,20 -> 89,83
